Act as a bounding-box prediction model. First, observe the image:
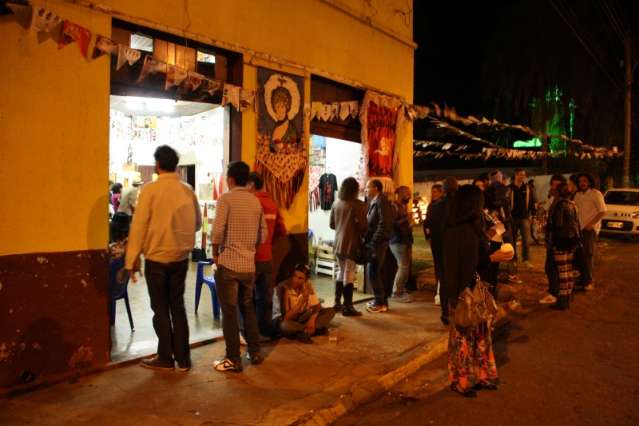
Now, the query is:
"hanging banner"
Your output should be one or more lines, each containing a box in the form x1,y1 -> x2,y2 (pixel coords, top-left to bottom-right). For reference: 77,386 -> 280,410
239,88 -> 255,112
137,55 -> 167,82
201,78 -> 223,97
181,71 -> 206,92
58,20 -> 91,59
32,6 -> 62,41
360,91 -> 401,184
255,68 -> 306,209
221,84 -> 240,109
116,44 -> 141,70
164,64 -> 187,90
92,35 -> 117,59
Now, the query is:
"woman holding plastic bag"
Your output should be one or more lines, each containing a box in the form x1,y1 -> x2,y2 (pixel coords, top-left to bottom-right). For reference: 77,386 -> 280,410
442,185 -> 514,397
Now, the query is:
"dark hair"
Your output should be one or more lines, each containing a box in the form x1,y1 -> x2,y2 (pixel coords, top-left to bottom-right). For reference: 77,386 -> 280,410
550,174 -> 566,184
557,182 -> 572,199
489,170 -> 501,177
370,179 -> 383,193
443,176 -> 458,194
576,173 -> 597,189
338,177 -> 360,201
110,212 -> 130,242
432,183 -> 443,192
514,168 -> 525,174
111,182 -> 123,194
293,263 -> 311,278
477,173 -> 489,181
154,145 -> 179,172
271,86 -> 292,113
248,172 -> 264,190
447,184 -> 484,227
227,161 -> 250,186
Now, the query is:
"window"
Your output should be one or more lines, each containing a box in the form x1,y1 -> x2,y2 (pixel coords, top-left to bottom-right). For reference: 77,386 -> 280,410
197,51 -> 216,64
130,33 -> 153,52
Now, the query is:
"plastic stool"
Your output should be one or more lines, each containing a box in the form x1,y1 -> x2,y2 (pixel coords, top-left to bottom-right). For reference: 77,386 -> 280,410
195,260 -> 220,319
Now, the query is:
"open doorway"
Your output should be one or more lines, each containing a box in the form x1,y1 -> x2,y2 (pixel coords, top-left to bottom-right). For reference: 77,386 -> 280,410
307,135 -> 370,303
108,95 -> 227,362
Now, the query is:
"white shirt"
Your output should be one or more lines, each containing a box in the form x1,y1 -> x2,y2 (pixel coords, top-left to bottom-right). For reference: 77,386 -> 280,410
125,173 -> 201,268
573,188 -> 606,233
118,186 -> 139,216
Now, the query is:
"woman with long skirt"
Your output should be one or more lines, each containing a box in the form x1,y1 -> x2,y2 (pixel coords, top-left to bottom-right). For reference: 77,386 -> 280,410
442,185 -> 514,397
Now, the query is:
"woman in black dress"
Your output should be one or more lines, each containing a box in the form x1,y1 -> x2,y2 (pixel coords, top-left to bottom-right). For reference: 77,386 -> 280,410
442,185 -> 513,397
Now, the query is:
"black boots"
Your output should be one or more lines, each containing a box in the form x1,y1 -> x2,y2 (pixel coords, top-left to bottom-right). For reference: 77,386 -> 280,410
342,283 -> 362,316
550,295 -> 570,310
334,281 -> 344,311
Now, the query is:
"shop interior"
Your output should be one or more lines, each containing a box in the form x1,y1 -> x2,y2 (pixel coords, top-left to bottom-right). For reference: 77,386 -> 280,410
108,94 -> 227,362
307,135 -> 369,303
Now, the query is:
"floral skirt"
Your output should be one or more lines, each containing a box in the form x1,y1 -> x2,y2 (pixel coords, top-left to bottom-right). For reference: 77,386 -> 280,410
448,314 -> 498,392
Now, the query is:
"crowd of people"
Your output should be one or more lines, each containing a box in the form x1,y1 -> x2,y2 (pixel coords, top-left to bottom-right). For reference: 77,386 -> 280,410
424,169 -> 606,396
111,145 -> 606,397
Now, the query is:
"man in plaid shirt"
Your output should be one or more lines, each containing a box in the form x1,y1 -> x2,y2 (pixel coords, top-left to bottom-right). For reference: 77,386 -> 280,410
212,161 -> 268,372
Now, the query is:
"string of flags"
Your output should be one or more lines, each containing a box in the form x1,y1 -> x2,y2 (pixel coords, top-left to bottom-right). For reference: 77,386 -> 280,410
414,144 -> 614,161
2,1 -> 624,159
3,2 -> 256,112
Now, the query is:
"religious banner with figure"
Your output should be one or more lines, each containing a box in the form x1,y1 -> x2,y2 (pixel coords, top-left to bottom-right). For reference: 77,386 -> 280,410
255,68 -> 306,209
359,91 -> 402,192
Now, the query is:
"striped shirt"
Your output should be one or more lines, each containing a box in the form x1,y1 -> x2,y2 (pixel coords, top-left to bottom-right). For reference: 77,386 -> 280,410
212,187 -> 268,273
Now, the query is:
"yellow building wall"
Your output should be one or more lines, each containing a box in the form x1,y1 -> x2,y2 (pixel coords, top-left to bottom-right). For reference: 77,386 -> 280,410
0,0 -> 414,255
0,3 -> 111,256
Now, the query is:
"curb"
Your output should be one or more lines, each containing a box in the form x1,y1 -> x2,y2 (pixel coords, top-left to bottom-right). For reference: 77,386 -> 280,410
295,334 -> 449,426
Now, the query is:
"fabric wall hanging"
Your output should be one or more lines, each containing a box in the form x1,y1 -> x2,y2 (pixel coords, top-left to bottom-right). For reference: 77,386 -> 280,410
359,91 -> 401,192
255,68 -> 306,209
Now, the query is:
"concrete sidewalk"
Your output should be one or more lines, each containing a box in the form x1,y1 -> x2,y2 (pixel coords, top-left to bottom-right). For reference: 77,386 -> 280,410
0,292 -> 448,426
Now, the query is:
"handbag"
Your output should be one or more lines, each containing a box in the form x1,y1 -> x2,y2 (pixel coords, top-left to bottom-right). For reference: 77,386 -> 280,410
454,276 -> 498,329
353,241 -> 370,265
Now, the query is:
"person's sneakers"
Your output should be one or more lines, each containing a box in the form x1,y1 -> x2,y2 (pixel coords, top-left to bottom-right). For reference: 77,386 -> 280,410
539,294 -> 557,304
521,261 -> 533,269
366,300 -> 376,308
140,355 -> 174,371
508,275 -> 523,284
295,332 -> 313,343
333,303 -> 344,312
366,303 -> 387,313
391,293 -> 413,303
342,305 -> 362,316
246,352 -> 264,365
584,283 -> 595,291
239,334 -> 247,346
214,358 -> 242,372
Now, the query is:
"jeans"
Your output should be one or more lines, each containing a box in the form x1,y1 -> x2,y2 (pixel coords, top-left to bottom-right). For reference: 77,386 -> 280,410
580,229 -> 596,284
215,265 -> 260,363
512,217 -> 531,262
144,259 -> 190,365
389,243 -> 411,296
367,243 -> 389,305
279,307 -> 335,337
254,261 -> 274,337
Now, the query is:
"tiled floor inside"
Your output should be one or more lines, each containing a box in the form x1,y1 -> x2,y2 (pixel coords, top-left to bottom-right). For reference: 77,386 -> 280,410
110,263 -> 371,363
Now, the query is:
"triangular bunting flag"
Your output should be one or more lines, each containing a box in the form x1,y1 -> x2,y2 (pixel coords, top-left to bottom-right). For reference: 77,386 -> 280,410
58,20 -> 91,59
92,35 -> 117,59
164,65 -> 188,90
239,89 -> 255,112
138,55 -> 167,82
116,44 -> 141,70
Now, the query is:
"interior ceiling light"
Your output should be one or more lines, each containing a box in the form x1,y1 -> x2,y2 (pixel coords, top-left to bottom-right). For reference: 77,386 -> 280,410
124,96 -> 176,114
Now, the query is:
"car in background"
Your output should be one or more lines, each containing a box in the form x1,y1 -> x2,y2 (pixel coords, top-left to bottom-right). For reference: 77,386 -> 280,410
600,188 -> 639,238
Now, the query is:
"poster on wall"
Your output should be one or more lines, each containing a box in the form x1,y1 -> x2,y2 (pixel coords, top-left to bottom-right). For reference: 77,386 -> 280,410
360,91 -> 402,192
255,67 -> 307,209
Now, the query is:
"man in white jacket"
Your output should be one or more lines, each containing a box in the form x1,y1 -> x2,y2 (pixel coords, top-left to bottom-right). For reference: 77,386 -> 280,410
126,145 -> 201,372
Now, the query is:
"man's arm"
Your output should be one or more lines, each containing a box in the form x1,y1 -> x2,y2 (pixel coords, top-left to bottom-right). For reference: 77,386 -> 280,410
211,195 -> 229,263
125,189 -> 151,274
274,209 -> 287,239
193,192 -> 202,232
585,191 -> 607,230
258,211 -> 268,245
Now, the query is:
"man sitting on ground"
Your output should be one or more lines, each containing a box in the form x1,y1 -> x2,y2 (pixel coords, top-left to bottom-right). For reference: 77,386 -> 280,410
276,264 -> 335,343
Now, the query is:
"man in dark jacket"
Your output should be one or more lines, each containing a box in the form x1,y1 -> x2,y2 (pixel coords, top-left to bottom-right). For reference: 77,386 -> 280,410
508,169 -> 536,268
364,179 -> 394,313
424,177 -> 457,324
